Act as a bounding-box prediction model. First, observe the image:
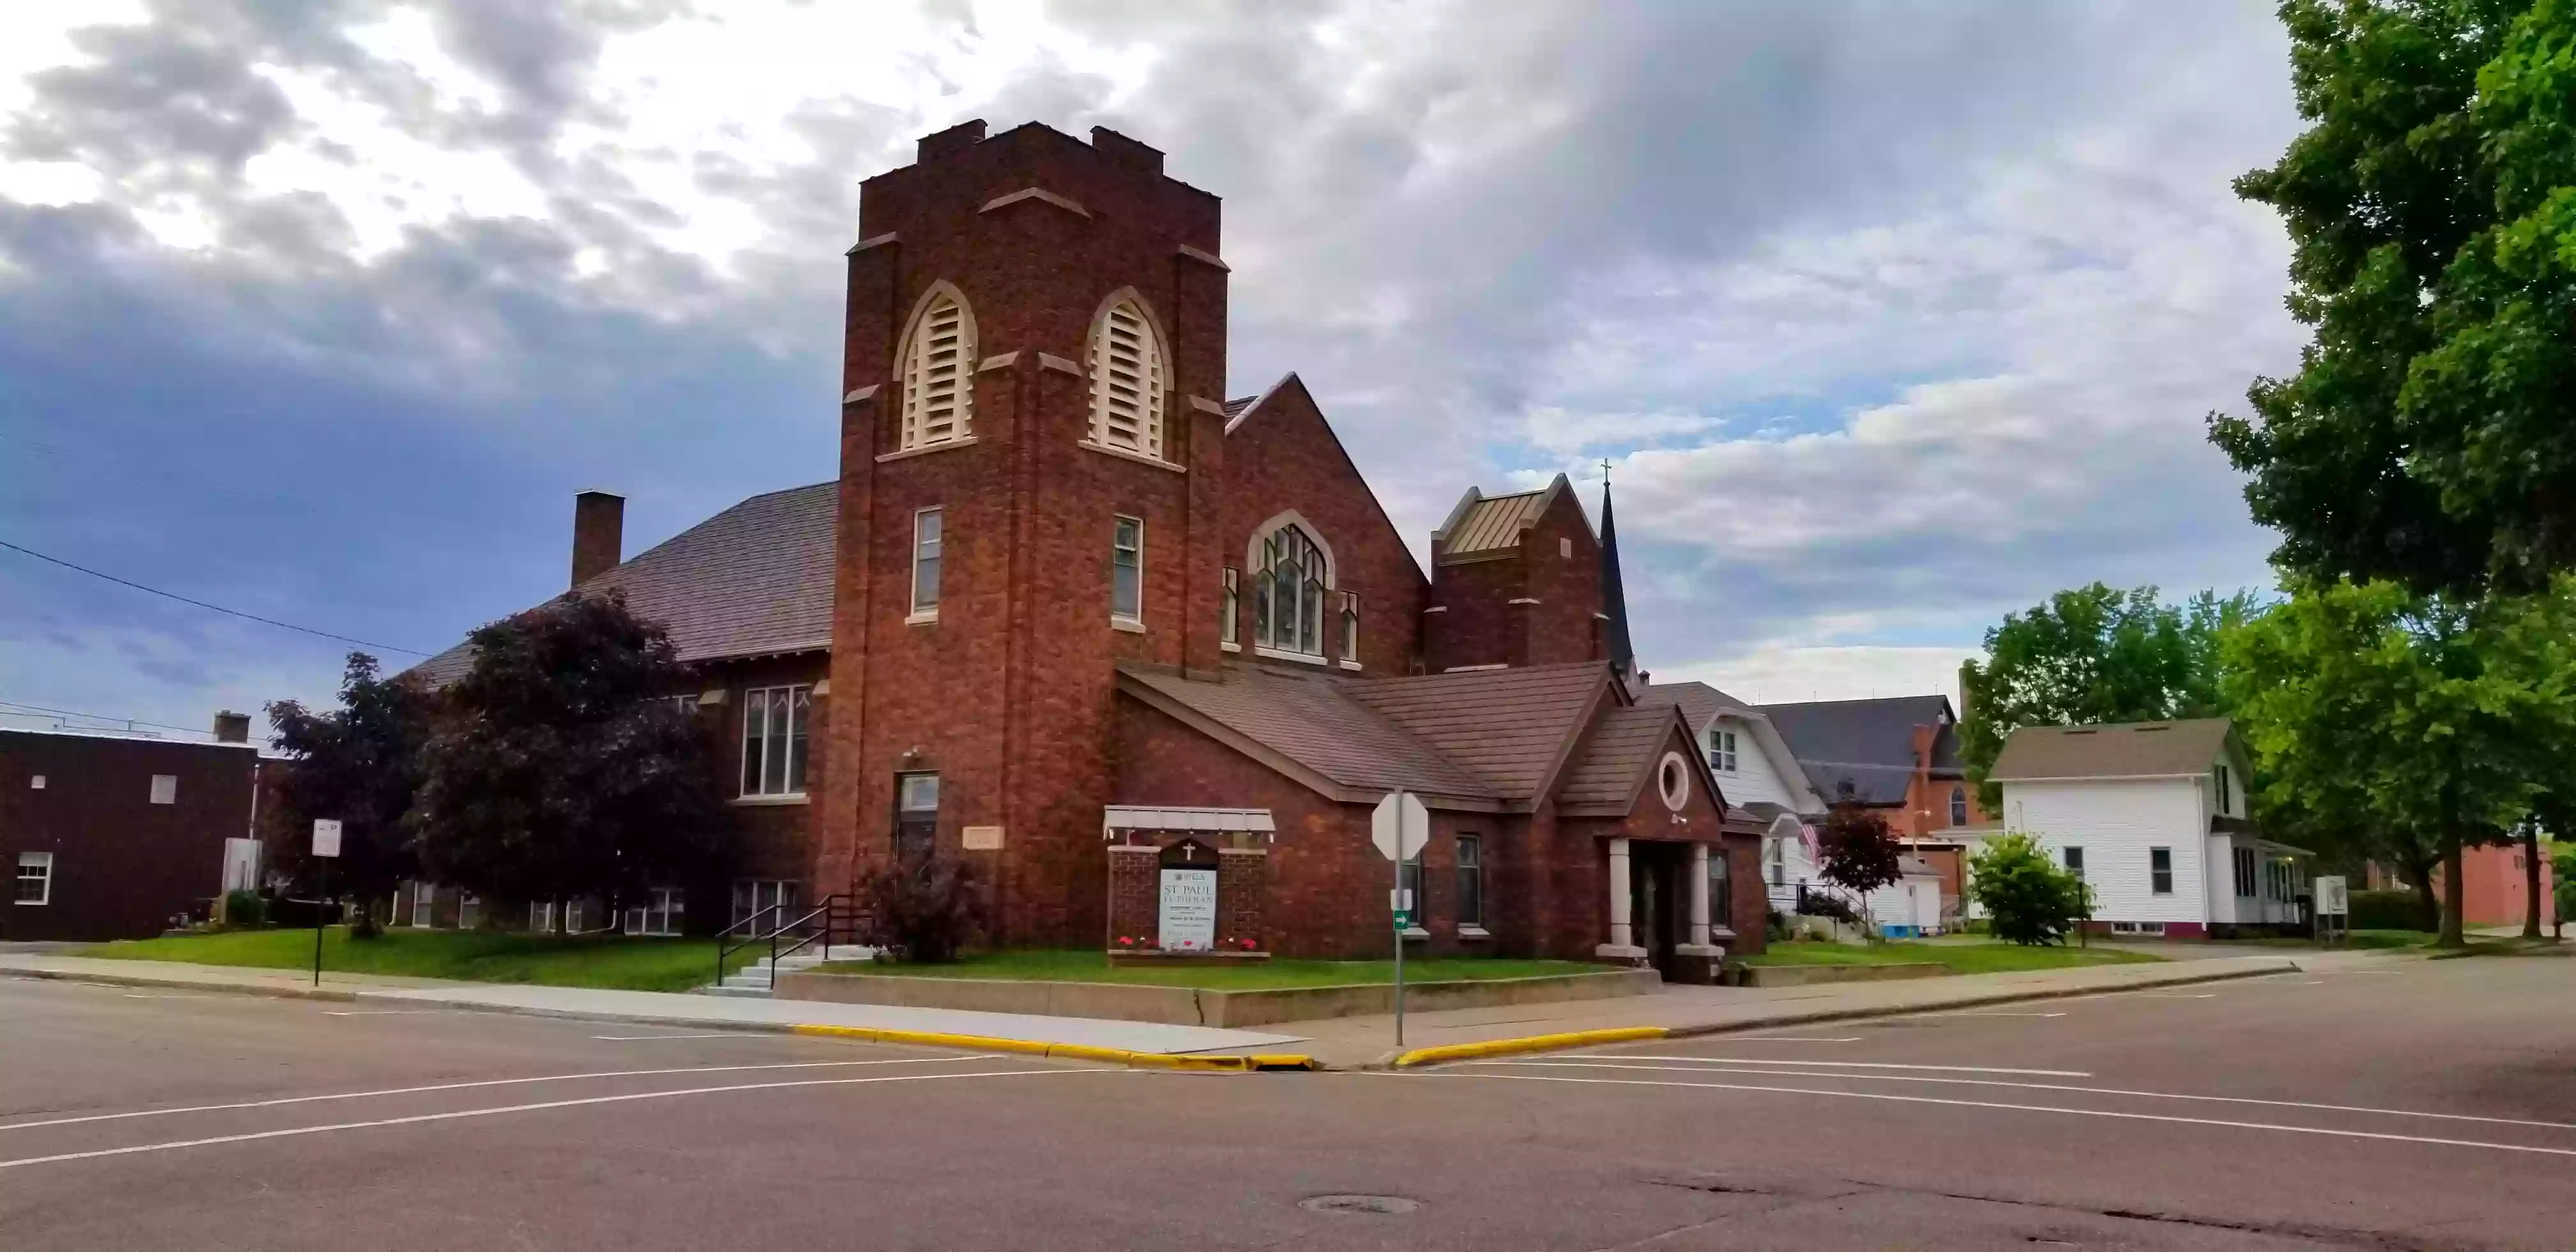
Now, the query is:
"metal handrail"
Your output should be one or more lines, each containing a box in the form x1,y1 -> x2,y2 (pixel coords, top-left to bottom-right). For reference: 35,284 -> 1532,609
714,894 -> 858,988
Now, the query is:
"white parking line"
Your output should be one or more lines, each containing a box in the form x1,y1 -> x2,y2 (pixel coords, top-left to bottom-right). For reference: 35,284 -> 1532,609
1726,1036 -> 1862,1043
2130,993 -> 2218,999
0,1068 -> 1107,1172
0,1057 -> 969,1133
1423,1071 -> 2576,1158
321,1011 -> 454,1017
591,1033 -> 744,1041
1924,1011 -> 2066,1018
1560,1057 -> 2092,1077
1460,1062 -> 2576,1132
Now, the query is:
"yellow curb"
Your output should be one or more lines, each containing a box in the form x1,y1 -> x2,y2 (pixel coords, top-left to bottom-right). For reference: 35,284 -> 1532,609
1391,1025 -> 1669,1069
788,1024 -> 1314,1072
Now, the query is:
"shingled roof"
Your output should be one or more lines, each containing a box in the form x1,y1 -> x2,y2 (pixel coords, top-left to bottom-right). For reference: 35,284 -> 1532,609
1117,660 -> 1616,811
1554,704 -> 1686,814
1758,694 -> 1961,805
1635,680 -> 1754,729
1991,718 -> 2239,782
408,482 -> 838,686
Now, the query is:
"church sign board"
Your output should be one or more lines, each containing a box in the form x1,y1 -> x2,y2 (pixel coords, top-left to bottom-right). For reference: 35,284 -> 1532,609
1158,867 -> 1217,951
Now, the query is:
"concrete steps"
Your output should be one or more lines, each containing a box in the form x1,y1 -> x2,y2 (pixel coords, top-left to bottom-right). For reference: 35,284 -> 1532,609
706,944 -> 877,998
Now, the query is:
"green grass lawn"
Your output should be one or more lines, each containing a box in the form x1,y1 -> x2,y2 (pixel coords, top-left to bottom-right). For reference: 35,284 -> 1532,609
78,928 -> 751,993
816,949 -> 1607,990
1738,938 -> 2163,975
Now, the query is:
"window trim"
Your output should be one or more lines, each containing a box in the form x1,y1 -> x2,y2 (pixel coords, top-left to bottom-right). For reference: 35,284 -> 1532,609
1949,785 -> 1968,826
1083,291 -> 1169,462
909,507 -> 943,621
2232,845 -> 2257,898
1455,834 -> 1483,929
411,882 -> 435,928
894,282 -> 976,452
1246,512 -> 1335,659
2214,763 -> 2232,816
149,774 -> 177,805
2062,845 -> 2085,879
625,887 -> 684,937
14,851 -> 52,905
2149,846 -> 2174,896
1708,728 -> 1738,774
1219,566 -> 1239,651
1110,514 -> 1145,626
1338,590 -> 1360,668
739,684 -> 814,799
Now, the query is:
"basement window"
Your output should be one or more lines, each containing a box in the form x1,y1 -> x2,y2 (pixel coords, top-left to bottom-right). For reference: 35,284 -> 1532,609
15,852 -> 52,905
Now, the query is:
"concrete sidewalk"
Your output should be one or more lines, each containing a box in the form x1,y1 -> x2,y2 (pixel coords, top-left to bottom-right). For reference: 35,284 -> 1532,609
0,954 -> 1306,1057
1257,950 -> 2413,1067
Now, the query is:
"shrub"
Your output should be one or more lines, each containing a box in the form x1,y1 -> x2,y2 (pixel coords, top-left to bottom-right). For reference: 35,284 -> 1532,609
860,850 -> 985,964
1796,890 -> 1858,924
1966,832 -> 2090,946
221,889 -> 266,928
2347,889 -> 2425,931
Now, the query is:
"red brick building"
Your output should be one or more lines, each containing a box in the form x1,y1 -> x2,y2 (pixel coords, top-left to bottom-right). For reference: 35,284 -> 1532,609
1,717 -> 261,941
415,121 -> 1765,974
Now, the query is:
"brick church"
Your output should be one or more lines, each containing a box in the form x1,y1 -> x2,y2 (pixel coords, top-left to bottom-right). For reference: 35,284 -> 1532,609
415,120 -> 1767,976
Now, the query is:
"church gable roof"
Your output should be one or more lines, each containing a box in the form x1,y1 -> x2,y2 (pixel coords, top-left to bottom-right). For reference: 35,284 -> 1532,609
408,482 -> 838,686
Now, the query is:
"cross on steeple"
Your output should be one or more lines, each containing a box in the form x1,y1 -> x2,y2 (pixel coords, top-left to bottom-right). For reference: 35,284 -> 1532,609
1600,457 -> 1612,484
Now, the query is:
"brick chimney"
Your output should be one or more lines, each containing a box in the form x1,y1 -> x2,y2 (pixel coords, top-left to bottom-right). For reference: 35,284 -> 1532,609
571,491 -> 625,589
212,710 -> 250,744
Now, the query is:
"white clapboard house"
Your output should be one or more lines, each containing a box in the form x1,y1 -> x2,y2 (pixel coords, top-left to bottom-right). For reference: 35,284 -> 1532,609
1989,718 -> 2313,938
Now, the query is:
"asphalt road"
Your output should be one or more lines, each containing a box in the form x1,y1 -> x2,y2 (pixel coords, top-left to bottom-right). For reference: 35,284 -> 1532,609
3,954 -> 2571,1250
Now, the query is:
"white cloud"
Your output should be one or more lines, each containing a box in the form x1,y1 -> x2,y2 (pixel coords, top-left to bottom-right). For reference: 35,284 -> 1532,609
1662,645 -> 1979,708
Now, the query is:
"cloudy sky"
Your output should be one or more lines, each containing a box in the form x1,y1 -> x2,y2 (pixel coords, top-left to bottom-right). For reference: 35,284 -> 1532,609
0,0 -> 2304,740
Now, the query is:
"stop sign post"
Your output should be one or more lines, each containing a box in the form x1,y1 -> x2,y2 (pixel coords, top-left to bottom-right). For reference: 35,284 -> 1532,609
1370,791 -> 1429,1047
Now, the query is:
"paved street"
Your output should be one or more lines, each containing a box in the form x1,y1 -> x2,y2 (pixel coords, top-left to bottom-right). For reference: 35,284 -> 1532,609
4,955 -> 2572,1250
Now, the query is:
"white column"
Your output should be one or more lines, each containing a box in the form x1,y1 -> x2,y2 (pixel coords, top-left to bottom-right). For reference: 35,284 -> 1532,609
1596,837 -> 1645,959
1687,843 -> 1712,947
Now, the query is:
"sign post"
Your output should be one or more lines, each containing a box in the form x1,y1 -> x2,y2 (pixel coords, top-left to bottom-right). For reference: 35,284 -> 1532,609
310,819 -> 342,988
1370,791 -> 1429,1048
2313,874 -> 2348,947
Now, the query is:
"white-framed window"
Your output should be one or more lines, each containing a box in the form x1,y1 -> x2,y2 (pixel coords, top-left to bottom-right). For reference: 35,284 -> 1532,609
1110,515 -> 1144,623
894,772 -> 939,861
1219,567 -> 1239,648
1455,834 -> 1483,929
528,900 -> 556,934
1339,591 -> 1360,662
625,887 -> 684,936
733,879 -> 799,931
15,851 -> 52,905
1949,786 -> 1968,825
1254,524 -> 1328,656
1709,844 -> 1733,928
410,882 -> 435,928
1086,296 -> 1166,459
1399,853 -> 1424,924
27,775 -> 43,790
2233,846 -> 2257,898
2149,847 -> 2174,896
149,774 -> 176,805
1708,728 -> 1738,774
2110,920 -> 2166,936
910,507 -> 943,619
1656,751 -> 1690,811
458,894 -> 482,930
740,685 -> 813,797
2214,763 -> 2232,815
2062,846 -> 2085,880
1765,836 -> 1786,887
897,286 -> 975,450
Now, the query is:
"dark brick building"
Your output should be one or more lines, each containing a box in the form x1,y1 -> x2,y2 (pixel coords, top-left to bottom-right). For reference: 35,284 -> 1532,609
414,121 -> 1767,973
1,718 -> 261,942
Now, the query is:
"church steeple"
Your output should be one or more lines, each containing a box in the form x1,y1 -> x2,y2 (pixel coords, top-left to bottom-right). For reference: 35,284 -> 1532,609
1598,463 -> 1637,689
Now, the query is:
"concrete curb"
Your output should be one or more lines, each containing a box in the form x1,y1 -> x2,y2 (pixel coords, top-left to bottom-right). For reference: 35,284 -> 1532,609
0,964 -> 1317,1071
1369,959 -> 2307,1070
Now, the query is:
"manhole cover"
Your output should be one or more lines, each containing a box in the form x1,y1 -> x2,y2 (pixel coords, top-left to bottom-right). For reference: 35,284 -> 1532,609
1300,1195 -> 1421,1216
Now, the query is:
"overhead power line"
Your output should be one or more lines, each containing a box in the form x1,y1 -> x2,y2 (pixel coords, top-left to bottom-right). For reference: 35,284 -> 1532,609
0,538 -> 432,657
0,700 -> 223,739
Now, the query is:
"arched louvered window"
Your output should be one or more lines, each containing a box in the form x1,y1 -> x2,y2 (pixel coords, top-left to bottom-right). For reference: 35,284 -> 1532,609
1253,524 -> 1328,656
1087,296 -> 1165,459
898,287 -> 976,450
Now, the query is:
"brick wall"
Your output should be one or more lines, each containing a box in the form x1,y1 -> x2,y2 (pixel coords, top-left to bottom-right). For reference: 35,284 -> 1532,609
0,731 -> 258,942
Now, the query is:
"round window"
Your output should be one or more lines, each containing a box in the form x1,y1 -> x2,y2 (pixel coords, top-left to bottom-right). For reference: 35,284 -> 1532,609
1657,751 -> 1690,811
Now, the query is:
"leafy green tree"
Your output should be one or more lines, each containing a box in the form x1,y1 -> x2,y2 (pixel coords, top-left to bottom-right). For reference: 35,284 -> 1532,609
2212,0 -> 2576,595
2221,578 -> 2576,945
409,592 -> 736,924
1965,833 -> 2091,947
2553,840 -> 2573,940
1958,584 -> 2253,809
263,653 -> 430,914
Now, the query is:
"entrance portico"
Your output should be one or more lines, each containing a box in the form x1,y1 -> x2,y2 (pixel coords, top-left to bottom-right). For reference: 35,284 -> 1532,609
1597,836 -> 1729,984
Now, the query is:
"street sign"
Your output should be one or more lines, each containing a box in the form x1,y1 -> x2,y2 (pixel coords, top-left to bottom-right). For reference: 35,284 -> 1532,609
1370,792 -> 1428,862
311,819 -> 342,859
2315,875 -> 2349,916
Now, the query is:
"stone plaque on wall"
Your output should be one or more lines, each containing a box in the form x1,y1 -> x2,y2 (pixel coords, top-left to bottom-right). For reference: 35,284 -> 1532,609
1158,867 -> 1217,951
961,825 -> 1004,851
